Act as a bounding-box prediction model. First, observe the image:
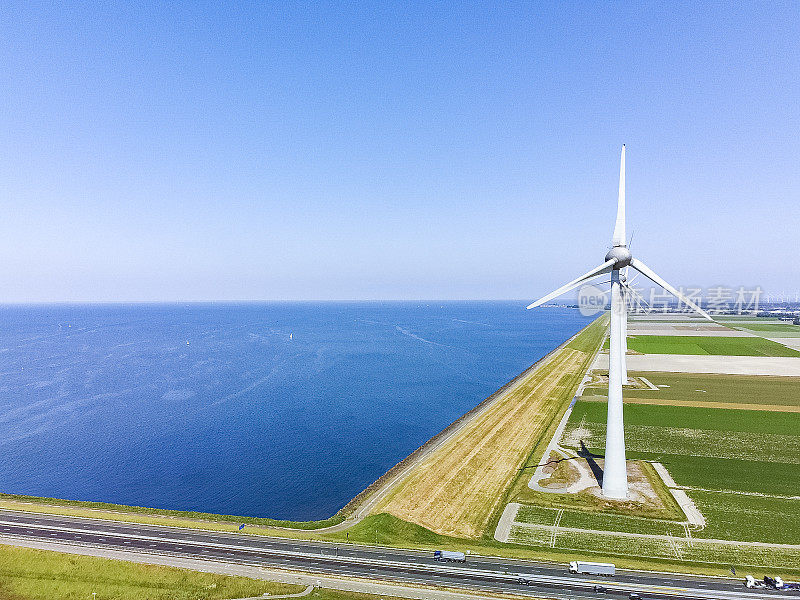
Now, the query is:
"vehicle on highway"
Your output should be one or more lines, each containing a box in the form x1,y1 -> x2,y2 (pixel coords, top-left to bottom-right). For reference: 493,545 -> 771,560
746,575 -> 800,590
517,576 -> 533,585
569,560 -> 615,576
433,549 -> 466,563
593,584 -> 608,593
628,593 -> 642,600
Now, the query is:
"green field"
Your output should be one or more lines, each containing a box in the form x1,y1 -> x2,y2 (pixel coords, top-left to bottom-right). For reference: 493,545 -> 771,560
568,401 -> 800,436
515,504 -> 686,536
509,524 -> 800,568
0,493 -> 344,532
735,323 -> 800,333
583,372 -> 800,408
0,544 -> 299,600
632,453 -> 800,497
0,544 -> 425,600
689,491 -> 800,545
604,335 -> 800,356
714,316 -> 778,321
563,402 -> 800,467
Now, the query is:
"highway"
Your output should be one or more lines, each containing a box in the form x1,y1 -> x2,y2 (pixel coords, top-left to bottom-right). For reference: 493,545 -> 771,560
0,510 -> 795,600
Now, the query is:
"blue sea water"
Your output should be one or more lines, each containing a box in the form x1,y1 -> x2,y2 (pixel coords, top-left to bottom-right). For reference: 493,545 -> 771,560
0,302 -> 591,520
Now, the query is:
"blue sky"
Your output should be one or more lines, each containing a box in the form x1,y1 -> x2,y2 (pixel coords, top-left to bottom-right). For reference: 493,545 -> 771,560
1,1 -> 798,301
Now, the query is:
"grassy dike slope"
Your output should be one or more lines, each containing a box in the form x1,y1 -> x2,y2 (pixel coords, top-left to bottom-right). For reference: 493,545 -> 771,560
373,314 -> 608,538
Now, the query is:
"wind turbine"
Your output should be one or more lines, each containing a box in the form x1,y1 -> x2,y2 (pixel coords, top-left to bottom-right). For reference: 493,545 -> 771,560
599,269 -> 641,385
526,145 -> 712,499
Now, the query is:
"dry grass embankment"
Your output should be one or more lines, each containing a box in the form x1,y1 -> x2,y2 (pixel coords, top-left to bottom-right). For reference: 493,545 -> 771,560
374,316 -> 607,538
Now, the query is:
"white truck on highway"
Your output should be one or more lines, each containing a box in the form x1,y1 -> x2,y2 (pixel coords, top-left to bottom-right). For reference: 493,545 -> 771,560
569,561 -> 615,576
433,550 -> 466,563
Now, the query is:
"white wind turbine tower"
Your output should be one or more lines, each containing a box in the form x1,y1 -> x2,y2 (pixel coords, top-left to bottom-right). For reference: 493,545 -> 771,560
527,145 -> 712,499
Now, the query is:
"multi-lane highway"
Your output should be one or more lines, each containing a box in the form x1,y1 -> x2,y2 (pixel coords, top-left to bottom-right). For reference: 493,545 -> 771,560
0,510 -> 793,600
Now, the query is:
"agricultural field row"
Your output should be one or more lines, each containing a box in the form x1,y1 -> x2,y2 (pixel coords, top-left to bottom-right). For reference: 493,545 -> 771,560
629,453 -> 800,497
508,524 -> 800,569
565,401 -> 800,437
555,399 -> 800,545
562,403 -> 800,473
602,335 -> 800,357
564,422 -> 800,465
515,504 -> 687,536
583,371 -> 800,408
690,491 -> 800,545
734,323 -> 800,333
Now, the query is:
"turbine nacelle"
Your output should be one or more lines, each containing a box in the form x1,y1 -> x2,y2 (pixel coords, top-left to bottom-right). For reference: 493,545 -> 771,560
605,246 -> 632,269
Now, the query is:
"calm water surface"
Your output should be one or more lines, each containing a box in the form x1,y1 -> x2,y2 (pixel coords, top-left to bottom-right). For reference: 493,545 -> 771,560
0,302 -> 591,520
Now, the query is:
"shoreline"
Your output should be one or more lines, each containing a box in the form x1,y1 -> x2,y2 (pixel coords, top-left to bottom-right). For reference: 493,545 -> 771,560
329,314 -> 603,530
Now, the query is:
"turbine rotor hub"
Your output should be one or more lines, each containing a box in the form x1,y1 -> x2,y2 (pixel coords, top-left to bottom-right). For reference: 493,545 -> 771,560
605,245 -> 632,269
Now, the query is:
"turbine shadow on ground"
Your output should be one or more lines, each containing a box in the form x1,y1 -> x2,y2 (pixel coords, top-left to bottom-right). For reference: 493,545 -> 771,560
579,440 -> 604,487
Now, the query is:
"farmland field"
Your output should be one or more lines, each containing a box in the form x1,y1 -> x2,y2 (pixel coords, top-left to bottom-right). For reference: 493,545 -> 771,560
566,401 -> 800,436
604,335 -> 800,356
556,400 -> 800,544
563,402 -> 800,465
583,371 -> 800,408
734,323 -> 800,333
507,317 -> 800,566
509,524 -> 800,567
689,491 -> 800,545
515,504 -> 686,536
630,453 -> 800,497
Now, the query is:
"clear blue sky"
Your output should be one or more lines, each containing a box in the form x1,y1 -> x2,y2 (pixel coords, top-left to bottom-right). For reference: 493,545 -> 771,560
1,1 -> 798,302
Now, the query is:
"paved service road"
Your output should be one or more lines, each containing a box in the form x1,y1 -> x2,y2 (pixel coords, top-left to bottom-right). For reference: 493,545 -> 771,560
0,510 -> 794,600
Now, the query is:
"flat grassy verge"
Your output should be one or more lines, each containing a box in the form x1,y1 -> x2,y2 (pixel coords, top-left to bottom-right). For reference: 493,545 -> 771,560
604,335 -> 800,356
0,493 -> 343,535
0,544 -> 433,600
0,544 -> 300,600
566,400 -> 800,435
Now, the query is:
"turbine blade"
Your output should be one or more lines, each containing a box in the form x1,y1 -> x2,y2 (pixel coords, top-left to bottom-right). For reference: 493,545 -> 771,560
611,145 -> 626,246
629,258 -> 713,321
626,283 -> 649,307
527,259 -> 617,309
